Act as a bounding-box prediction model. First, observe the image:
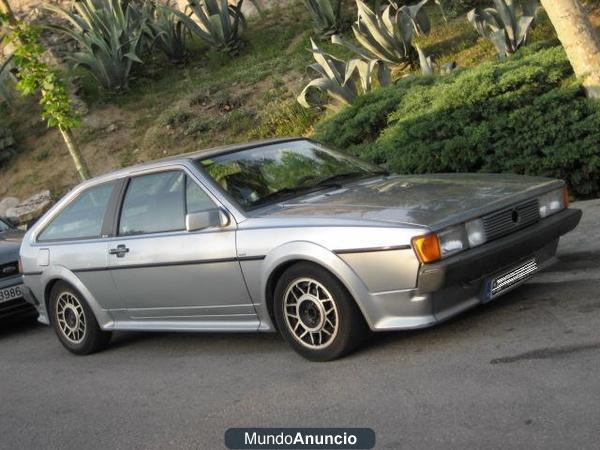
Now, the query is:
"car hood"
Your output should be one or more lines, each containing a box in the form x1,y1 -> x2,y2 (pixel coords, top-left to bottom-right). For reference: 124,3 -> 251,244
0,230 -> 25,265
252,173 -> 562,230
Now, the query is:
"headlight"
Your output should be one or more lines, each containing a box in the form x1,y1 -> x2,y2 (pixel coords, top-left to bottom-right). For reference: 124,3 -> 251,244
438,225 -> 468,258
539,188 -> 568,218
465,218 -> 486,248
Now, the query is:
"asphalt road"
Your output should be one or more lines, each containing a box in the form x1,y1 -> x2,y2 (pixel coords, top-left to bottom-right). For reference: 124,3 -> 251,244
1,200 -> 599,450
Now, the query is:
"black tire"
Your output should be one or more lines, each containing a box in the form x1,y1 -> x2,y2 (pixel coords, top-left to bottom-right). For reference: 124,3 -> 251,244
49,281 -> 112,355
273,262 -> 368,362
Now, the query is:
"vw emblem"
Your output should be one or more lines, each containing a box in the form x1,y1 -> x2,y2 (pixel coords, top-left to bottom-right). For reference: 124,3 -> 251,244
511,209 -> 520,224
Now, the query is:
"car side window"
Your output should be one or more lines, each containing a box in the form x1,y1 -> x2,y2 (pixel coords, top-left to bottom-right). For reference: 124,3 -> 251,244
38,182 -> 115,242
119,171 -> 185,236
186,176 -> 216,214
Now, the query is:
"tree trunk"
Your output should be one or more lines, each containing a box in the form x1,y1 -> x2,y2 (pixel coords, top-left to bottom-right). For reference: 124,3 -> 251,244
0,0 -> 17,25
540,0 -> 600,98
59,127 -> 91,181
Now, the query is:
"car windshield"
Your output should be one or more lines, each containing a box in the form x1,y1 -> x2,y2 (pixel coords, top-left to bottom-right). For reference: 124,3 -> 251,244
196,140 -> 386,211
0,219 -> 10,232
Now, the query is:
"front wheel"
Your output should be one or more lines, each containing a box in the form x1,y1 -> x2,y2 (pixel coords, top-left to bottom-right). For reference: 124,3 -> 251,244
49,282 -> 112,355
273,263 -> 368,361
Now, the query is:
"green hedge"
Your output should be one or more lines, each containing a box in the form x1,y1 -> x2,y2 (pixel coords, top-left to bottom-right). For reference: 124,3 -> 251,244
314,44 -> 600,198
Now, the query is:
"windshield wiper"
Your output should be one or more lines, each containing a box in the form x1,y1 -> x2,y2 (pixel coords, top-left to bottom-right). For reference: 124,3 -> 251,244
248,170 -> 389,210
308,170 -> 388,188
248,185 -> 330,209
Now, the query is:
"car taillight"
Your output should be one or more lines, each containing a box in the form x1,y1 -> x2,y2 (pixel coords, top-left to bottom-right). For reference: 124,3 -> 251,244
18,259 -> 23,274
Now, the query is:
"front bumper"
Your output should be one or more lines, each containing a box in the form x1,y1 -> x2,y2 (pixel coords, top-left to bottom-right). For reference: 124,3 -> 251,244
369,208 -> 581,330
418,208 -> 582,293
0,275 -> 38,321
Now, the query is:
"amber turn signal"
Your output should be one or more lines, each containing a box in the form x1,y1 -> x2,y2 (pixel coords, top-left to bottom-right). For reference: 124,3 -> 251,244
562,186 -> 570,209
412,234 -> 441,264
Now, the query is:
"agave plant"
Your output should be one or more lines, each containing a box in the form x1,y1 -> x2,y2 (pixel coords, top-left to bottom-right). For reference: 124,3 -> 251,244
298,38 -> 391,110
416,45 -> 457,75
303,0 -> 344,38
173,0 -> 254,55
349,0 -> 418,70
467,0 -> 538,57
144,1 -> 188,63
44,0 -> 147,90
393,0 -> 447,37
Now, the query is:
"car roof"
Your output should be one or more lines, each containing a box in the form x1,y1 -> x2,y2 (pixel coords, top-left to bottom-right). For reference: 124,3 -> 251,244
79,137 -> 308,188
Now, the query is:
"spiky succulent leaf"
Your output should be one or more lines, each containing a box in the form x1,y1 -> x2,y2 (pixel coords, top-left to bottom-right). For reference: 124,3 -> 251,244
493,0 -> 517,44
416,45 -> 434,75
303,0 -> 344,37
467,0 -> 537,57
298,38 -> 391,111
173,0 -> 247,54
515,14 -> 534,47
144,2 -> 188,63
44,0 -> 147,90
400,0 -> 431,37
350,0 -> 416,69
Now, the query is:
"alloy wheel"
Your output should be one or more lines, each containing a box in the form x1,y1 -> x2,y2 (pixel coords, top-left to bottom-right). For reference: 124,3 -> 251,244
283,277 -> 339,349
55,292 -> 87,344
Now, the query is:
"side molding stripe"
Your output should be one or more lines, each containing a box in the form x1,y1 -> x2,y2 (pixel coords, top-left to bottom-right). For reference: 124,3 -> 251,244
334,245 -> 411,255
70,255 -> 266,273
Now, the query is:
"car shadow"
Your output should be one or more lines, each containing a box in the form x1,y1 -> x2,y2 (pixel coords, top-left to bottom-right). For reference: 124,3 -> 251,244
107,329 -> 286,356
96,278 -> 581,360
354,275 -> 597,358
0,315 -> 42,339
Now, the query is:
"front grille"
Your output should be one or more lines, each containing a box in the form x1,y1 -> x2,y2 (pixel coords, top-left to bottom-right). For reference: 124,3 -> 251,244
0,261 -> 19,280
490,259 -> 538,298
482,199 -> 540,241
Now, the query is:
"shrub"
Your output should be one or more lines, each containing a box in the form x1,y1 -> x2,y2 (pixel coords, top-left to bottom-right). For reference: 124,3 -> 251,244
314,44 -> 600,197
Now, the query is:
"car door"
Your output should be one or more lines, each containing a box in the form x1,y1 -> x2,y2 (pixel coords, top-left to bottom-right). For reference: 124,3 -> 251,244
107,168 -> 257,328
35,181 -> 124,312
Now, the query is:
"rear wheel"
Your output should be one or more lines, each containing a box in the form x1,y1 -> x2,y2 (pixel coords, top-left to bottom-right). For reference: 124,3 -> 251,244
49,282 -> 111,355
273,263 -> 368,361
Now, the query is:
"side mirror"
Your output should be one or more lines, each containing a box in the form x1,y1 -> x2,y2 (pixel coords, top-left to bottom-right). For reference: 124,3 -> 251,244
185,208 -> 230,232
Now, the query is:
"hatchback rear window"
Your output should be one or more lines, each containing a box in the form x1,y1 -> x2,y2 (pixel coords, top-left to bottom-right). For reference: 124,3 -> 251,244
38,182 -> 115,242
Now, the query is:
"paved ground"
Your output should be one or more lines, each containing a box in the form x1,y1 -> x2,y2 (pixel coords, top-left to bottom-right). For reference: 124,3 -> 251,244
1,200 -> 599,450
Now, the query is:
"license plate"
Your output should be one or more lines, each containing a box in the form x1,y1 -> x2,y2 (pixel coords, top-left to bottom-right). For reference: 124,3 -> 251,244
484,259 -> 538,302
0,285 -> 24,303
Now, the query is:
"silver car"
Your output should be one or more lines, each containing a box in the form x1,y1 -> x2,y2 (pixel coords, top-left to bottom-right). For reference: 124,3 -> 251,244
20,138 -> 581,360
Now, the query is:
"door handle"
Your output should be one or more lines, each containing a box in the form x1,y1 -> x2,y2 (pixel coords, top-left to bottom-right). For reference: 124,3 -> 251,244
109,245 -> 129,257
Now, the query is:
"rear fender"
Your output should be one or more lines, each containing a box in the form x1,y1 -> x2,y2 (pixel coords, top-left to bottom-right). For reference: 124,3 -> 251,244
40,266 -> 115,330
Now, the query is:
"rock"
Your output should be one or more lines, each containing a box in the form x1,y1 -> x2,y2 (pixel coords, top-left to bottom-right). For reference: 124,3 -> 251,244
0,197 -> 19,218
5,190 -> 53,225
106,123 -> 118,133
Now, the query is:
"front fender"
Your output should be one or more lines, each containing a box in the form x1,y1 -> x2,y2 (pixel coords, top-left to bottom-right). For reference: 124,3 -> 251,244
39,266 -> 115,329
254,241 -> 373,331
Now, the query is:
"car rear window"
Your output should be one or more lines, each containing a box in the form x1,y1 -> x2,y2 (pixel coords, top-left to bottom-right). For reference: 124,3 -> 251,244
38,182 -> 115,242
